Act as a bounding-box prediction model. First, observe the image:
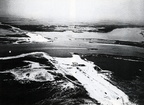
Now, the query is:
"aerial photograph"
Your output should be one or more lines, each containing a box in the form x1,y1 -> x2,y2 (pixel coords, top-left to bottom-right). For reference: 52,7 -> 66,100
0,0 -> 144,105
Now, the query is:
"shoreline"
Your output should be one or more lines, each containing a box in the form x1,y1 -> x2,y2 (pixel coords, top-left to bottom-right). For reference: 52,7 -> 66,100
0,51 -> 135,105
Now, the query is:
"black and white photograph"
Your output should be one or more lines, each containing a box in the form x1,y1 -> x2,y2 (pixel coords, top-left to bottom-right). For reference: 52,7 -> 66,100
0,0 -> 144,105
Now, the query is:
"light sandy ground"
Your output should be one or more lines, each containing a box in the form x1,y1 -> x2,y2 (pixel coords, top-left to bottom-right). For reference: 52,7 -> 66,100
54,53 -> 135,105
36,28 -> 144,42
26,32 -> 49,42
0,52 -> 136,105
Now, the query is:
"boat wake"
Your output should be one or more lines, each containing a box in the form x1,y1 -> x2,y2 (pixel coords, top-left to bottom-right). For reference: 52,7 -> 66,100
0,52 -> 135,105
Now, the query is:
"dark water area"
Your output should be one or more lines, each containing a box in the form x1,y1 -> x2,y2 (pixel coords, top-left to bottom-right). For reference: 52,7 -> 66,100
0,44 -> 73,58
82,54 -> 144,104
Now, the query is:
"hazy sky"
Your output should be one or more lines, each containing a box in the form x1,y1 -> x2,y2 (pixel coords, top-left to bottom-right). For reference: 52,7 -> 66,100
0,0 -> 144,24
